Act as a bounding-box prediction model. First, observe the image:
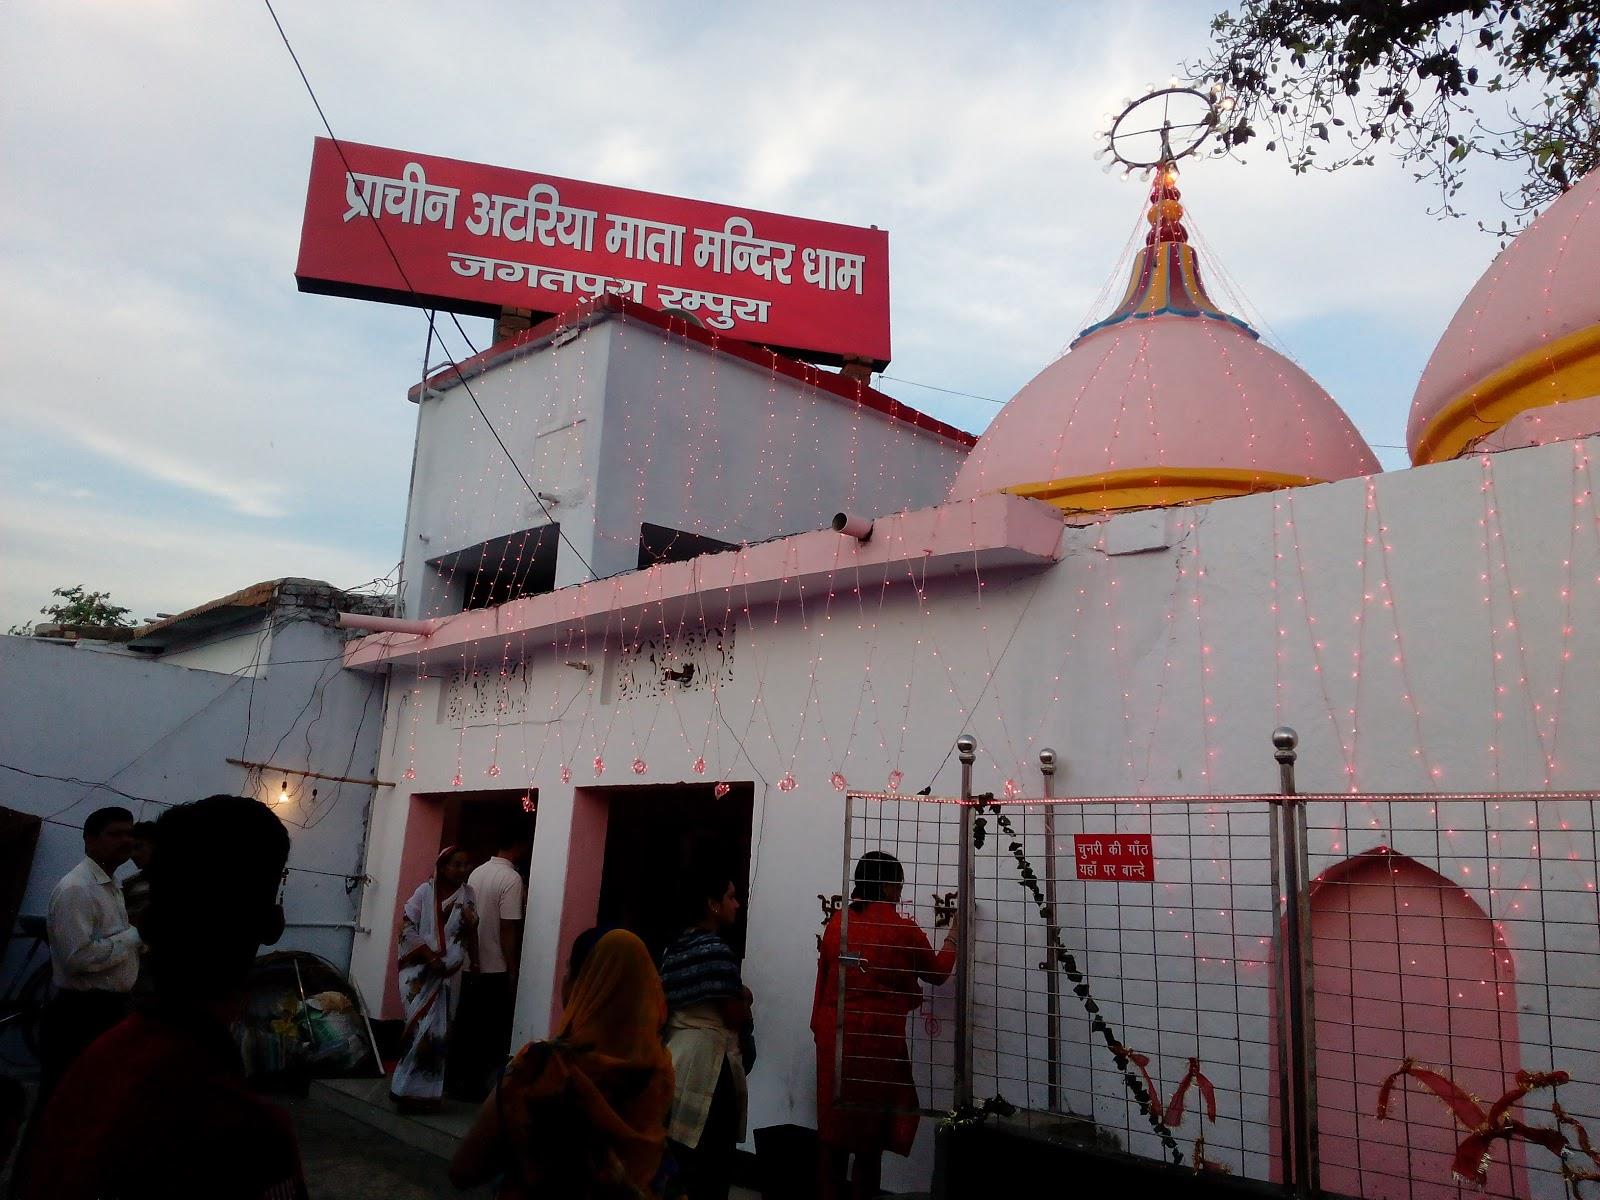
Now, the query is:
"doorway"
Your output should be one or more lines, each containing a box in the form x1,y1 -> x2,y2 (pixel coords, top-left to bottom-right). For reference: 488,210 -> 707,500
596,783 -> 754,960
382,787 -> 538,1019
441,787 -> 538,872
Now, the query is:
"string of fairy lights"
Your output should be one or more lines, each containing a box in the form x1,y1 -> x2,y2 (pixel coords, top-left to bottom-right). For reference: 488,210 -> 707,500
334,165 -> 1600,1016
241,14 -> 1600,1182
386,438 -> 1599,815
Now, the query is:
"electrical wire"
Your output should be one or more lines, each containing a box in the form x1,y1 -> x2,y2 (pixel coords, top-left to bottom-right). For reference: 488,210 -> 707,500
0,763 -> 149,808
260,0 -> 597,581
37,670 -> 259,825
297,676 -> 380,832
0,762 -> 363,882
917,570 -> 1045,795
878,375 -> 1003,406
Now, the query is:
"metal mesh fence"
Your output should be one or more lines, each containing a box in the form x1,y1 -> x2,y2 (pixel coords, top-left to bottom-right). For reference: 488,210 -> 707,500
1303,795 -> 1600,1200
835,794 -> 964,1121
967,797 -> 1280,1179
835,779 -> 1600,1200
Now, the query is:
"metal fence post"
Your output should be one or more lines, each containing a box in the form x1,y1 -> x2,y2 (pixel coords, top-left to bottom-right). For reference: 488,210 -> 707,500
834,791 -> 854,1105
1273,726 -> 1320,1197
1267,759 -> 1295,1192
955,734 -> 977,1111
1039,747 -> 1063,1115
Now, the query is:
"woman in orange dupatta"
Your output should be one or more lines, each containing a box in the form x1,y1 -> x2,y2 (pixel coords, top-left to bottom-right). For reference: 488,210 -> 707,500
451,929 -> 675,1199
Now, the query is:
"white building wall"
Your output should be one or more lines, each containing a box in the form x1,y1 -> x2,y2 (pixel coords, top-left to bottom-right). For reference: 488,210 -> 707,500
399,312 -> 969,615
155,620 -> 275,676
352,436 -> 1600,1192
401,320 -> 611,612
0,617 -> 386,984
590,317 -> 970,577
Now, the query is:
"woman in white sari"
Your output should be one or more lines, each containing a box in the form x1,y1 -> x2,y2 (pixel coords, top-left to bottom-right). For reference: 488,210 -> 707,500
391,845 -> 476,1111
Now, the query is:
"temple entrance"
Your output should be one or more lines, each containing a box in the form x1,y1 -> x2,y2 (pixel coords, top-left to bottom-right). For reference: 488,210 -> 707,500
382,787 -> 537,1018
596,783 -> 754,959
441,787 -> 537,871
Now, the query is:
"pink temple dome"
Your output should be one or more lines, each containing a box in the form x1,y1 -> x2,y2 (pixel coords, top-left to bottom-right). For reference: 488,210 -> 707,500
949,315 -> 1380,506
951,170 -> 1379,511
1408,168 -> 1600,464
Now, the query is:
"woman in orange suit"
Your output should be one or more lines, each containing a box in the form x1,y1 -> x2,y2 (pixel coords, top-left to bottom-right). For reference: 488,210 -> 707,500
811,851 -> 958,1200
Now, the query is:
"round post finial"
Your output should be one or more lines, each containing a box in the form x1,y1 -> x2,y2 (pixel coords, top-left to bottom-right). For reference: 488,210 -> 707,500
1038,747 -> 1057,776
1272,725 -> 1299,763
956,735 -> 977,764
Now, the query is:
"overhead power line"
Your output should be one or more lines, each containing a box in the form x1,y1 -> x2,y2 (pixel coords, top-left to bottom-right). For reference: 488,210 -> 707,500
260,0 -> 597,581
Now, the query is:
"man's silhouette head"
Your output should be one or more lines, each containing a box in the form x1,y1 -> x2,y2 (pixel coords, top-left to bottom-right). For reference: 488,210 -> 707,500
146,795 -> 289,999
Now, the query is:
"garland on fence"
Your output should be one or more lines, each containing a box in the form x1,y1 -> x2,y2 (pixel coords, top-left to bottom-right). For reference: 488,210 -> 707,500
943,1094 -> 1019,1132
1113,1044 -> 1230,1173
973,795 -> 1185,1165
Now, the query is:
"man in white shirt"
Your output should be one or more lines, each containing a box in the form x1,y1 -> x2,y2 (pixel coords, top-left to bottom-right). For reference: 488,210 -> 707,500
446,823 -> 529,1100
41,805 -> 141,1096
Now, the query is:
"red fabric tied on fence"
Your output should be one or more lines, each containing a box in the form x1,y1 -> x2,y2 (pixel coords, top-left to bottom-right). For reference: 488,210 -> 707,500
1163,1057 -> 1218,1128
1376,1060 -> 1578,1185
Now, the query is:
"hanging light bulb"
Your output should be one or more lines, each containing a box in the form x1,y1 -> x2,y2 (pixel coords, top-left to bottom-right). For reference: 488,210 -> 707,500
279,778 -> 290,805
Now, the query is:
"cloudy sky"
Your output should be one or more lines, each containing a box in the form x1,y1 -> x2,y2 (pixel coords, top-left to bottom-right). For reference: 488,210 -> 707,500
0,1 -> 1522,629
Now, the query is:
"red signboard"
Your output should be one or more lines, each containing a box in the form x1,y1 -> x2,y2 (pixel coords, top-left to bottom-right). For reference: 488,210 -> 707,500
295,138 -> 891,367
1074,833 -> 1154,881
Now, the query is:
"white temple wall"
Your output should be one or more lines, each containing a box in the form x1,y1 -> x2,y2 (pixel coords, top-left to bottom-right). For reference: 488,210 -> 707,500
400,321 -> 612,613
591,319 -> 969,576
399,314 -> 970,616
352,435 -> 1600,1191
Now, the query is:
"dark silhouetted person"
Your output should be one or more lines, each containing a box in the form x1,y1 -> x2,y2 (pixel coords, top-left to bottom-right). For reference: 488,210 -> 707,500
40,806 -> 140,1097
661,869 -> 751,1200
0,1076 -> 24,1182
121,821 -> 157,929
26,795 -> 306,1200
122,821 -> 159,997
449,822 -> 530,1100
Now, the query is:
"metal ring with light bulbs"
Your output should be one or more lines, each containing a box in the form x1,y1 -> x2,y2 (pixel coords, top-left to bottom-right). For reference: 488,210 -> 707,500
1106,86 -> 1219,171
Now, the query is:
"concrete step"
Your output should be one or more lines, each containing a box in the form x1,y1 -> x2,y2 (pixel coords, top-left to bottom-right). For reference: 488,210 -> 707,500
310,1077 -> 477,1162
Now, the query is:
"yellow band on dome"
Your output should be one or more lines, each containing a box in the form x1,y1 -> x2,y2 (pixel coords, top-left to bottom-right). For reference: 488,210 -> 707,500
1412,323 -> 1600,465
1003,466 -> 1324,512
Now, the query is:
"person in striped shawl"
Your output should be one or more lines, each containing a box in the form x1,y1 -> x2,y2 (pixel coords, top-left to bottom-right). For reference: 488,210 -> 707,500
658,866 -> 753,1200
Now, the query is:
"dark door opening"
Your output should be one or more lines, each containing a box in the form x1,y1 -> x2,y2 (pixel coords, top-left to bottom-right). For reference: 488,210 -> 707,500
596,783 -> 754,960
439,787 -> 538,871
383,787 -> 537,1022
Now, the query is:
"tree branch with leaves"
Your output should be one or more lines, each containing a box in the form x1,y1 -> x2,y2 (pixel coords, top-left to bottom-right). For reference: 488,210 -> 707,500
7,585 -> 136,636
1186,1 -> 1600,228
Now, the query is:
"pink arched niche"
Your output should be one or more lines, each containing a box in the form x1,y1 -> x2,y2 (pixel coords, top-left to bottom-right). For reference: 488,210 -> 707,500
1309,848 -> 1524,1200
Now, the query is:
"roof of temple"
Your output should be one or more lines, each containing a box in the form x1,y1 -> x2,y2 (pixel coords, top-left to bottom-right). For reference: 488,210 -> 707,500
949,167 -> 1379,513
1408,167 -> 1600,465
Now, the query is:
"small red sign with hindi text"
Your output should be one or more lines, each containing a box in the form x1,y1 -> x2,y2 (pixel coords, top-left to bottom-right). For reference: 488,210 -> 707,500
294,138 -> 891,367
1074,834 -> 1154,881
